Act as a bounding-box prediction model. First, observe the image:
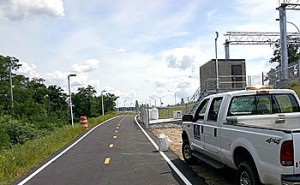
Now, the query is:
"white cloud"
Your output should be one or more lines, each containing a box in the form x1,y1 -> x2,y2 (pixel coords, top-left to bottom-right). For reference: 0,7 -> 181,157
17,61 -> 40,78
0,0 -> 64,20
167,55 -> 195,71
117,48 -> 126,55
71,59 -> 99,73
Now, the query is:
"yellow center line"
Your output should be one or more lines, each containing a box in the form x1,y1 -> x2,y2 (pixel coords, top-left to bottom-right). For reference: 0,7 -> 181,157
104,158 -> 110,165
119,116 -> 126,124
109,144 -> 114,148
113,135 -> 117,139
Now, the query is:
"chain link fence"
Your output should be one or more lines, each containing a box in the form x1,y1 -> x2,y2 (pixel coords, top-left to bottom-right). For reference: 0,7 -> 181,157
265,62 -> 300,88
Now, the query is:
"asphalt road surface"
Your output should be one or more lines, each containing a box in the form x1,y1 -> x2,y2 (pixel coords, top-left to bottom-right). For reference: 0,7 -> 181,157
16,115 -> 205,185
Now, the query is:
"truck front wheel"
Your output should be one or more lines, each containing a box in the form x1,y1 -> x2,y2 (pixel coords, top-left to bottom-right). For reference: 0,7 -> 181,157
237,161 -> 260,185
182,141 -> 197,164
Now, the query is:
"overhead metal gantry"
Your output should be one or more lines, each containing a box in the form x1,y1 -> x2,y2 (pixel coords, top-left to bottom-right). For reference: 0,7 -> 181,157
223,2 -> 300,81
224,31 -> 300,45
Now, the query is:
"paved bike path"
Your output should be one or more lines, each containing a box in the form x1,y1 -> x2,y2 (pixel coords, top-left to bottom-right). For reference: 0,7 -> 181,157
16,115 -> 195,185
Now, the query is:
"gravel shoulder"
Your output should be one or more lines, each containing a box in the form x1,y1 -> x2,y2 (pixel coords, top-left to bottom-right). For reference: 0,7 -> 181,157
150,128 -> 236,185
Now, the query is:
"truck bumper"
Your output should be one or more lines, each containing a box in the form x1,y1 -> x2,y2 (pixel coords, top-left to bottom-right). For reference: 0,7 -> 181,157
282,174 -> 300,185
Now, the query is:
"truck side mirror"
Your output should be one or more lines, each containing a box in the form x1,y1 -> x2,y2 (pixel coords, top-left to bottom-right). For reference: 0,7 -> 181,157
182,114 -> 194,121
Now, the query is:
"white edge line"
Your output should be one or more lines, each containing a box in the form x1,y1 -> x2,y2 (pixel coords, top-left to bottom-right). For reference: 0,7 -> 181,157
18,116 -> 119,185
134,115 -> 192,185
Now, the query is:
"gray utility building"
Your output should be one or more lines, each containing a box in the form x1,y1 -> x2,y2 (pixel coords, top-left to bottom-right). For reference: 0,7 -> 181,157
200,59 -> 247,94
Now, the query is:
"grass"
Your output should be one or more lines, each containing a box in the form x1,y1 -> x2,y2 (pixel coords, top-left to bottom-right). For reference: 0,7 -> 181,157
158,105 -> 188,119
0,114 -> 117,185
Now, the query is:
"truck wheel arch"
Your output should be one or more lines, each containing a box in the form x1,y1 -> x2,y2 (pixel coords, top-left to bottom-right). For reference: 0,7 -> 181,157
182,131 -> 189,143
234,147 -> 261,184
233,147 -> 255,168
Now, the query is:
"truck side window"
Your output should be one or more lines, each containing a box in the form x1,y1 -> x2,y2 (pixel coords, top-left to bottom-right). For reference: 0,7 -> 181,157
228,96 -> 255,116
208,97 -> 223,121
274,94 -> 300,113
195,99 -> 209,121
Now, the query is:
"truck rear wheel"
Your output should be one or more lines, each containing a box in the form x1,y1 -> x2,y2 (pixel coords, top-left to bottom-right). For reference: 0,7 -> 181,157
237,161 -> 260,185
182,141 -> 197,165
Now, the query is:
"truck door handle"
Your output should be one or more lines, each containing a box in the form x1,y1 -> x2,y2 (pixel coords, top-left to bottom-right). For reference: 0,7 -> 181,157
214,128 -> 217,137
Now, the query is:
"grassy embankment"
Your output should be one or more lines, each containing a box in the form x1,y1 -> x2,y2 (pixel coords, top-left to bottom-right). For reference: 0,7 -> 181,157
0,114 -> 117,185
158,103 -> 195,119
158,84 -> 300,119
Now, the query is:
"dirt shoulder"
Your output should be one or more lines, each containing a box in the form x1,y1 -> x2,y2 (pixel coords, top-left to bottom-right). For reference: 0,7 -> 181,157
150,128 -> 236,185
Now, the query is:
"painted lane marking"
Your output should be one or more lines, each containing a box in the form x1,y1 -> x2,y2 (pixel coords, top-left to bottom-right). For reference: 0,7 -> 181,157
104,158 -> 110,165
116,126 -> 119,129
113,136 -> 117,139
114,130 -> 118,133
134,116 -> 192,185
109,144 -> 114,148
18,116 -> 120,185
119,116 -> 127,124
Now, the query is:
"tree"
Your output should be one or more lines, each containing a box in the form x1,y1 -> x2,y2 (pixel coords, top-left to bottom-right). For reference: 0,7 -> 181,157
0,56 -> 22,116
47,85 -> 68,119
270,42 -> 300,65
72,85 -> 97,118
266,42 -> 300,85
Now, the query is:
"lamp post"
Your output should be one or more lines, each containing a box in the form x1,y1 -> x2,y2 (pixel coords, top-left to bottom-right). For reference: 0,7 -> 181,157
215,31 -> 219,91
175,91 -> 183,105
276,19 -> 300,33
101,90 -> 106,116
9,57 -> 19,118
68,74 -> 76,127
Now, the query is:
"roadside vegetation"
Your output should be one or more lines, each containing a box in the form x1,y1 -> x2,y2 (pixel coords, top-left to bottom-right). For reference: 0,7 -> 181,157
0,55 -> 121,184
0,114 -> 117,185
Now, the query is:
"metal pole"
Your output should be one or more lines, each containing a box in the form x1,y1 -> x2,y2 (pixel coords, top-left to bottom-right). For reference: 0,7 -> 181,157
68,74 -> 76,127
9,62 -> 13,118
224,40 -> 230,60
175,92 -> 177,105
215,31 -> 219,91
287,21 -> 300,33
279,5 -> 289,80
101,90 -> 106,116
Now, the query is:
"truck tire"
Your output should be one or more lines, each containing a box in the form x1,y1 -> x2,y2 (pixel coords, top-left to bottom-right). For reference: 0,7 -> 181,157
237,161 -> 260,185
182,141 -> 197,164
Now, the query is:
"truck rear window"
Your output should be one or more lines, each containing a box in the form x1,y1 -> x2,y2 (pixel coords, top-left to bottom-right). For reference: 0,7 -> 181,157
227,94 -> 300,116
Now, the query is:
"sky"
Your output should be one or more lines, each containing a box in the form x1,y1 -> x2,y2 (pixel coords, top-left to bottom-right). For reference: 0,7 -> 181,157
1,0 -> 300,107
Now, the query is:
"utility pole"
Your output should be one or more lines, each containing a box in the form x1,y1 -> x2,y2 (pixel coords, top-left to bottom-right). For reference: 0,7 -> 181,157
215,31 -> 219,91
68,74 -> 76,127
9,57 -> 19,118
278,4 -> 289,80
101,90 -> 106,116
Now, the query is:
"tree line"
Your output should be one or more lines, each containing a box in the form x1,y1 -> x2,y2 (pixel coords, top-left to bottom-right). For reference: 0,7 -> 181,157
0,55 -> 118,151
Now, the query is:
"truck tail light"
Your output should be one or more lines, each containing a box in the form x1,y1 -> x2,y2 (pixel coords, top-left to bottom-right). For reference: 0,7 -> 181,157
280,140 -> 294,166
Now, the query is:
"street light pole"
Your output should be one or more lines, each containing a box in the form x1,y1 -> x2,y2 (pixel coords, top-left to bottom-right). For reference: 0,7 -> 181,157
9,57 -> 19,118
215,31 -> 219,91
287,21 -> 300,33
101,90 -> 106,116
68,74 -> 76,127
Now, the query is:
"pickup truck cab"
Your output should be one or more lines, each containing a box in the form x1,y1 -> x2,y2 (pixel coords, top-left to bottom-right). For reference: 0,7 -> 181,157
182,87 -> 300,185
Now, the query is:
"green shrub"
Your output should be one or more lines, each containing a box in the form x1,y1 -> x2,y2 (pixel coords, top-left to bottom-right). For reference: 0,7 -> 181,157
0,125 -> 10,150
4,120 -> 38,145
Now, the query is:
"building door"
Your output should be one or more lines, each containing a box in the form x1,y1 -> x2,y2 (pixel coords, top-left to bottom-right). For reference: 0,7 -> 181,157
231,65 -> 242,88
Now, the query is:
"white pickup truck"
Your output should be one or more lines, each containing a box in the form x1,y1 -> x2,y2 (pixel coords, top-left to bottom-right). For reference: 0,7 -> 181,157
182,87 -> 300,185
